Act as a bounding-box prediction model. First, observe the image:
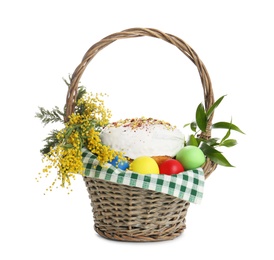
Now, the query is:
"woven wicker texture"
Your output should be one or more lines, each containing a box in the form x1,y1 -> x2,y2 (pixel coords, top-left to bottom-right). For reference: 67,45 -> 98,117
66,28 -> 217,241
84,177 -> 190,242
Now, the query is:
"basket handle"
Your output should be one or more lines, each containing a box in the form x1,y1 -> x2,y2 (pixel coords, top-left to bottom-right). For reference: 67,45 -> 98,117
66,28 -> 214,120
65,28 -> 216,177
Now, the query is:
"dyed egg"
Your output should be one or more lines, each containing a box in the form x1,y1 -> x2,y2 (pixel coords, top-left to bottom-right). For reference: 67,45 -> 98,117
176,145 -> 205,170
131,156 -> 159,174
159,159 -> 184,175
109,156 -> 129,170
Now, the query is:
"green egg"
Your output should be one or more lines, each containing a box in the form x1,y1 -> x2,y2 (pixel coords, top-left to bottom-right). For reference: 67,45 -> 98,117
176,145 -> 205,170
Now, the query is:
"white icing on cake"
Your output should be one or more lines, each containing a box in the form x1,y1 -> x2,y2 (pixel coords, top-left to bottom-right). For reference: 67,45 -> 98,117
100,118 -> 184,159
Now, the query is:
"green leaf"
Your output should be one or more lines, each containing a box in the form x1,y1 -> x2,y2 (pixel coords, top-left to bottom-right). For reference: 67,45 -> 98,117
200,143 -> 234,167
196,103 -> 207,132
64,127 -> 74,140
206,95 -> 226,119
200,142 -> 222,154
212,121 -> 245,134
220,139 -> 237,147
207,152 -> 234,167
190,122 -> 197,132
204,138 -> 219,146
62,144 -> 74,149
220,128 -> 231,143
187,134 -> 198,146
196,137 -> 219,146
35,106 -> 64,126
40,130 -> 59,155
183,122 -> 197,132
76,85 -> 87,102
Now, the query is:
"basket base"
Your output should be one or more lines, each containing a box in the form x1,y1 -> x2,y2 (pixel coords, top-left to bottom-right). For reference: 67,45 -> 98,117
93,224 -> 187,242
84,177 -> 190,242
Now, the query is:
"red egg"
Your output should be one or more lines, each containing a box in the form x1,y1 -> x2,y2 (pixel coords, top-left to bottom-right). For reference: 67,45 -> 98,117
159,159 -> 184,175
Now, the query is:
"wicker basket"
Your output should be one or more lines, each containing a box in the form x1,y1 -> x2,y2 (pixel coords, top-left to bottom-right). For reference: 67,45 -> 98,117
65,28 -> 217,242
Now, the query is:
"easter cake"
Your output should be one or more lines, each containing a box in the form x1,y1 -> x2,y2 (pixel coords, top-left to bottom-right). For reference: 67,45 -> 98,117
100,117 -> 185,164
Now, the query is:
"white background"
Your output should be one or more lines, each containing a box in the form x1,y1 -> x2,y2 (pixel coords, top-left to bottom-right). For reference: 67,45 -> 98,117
1,0 -> 273,259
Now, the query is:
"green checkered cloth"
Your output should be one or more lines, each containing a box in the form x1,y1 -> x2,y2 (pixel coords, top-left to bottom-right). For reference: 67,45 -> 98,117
82,148 -> 205,204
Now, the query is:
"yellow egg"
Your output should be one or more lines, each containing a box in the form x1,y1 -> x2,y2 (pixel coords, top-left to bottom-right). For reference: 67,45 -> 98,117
131,156 -> 160,174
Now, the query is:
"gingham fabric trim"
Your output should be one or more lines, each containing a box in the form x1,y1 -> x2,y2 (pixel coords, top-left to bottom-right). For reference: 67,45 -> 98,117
82,148 -> 205,204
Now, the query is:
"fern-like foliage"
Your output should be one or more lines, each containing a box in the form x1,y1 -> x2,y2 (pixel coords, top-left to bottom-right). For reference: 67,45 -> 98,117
35,106 -> 64,126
